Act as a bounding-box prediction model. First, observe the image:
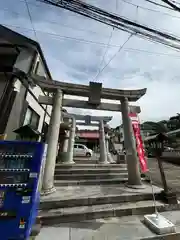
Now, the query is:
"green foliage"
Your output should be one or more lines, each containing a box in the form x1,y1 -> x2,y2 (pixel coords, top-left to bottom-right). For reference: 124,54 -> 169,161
141,121 -> 169,134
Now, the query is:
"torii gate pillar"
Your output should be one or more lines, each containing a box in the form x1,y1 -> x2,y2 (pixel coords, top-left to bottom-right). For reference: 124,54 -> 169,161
121,97 -> 142,187
41,89 -> 63,195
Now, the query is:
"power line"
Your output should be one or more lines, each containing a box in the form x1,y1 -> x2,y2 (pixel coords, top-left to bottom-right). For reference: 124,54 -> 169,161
143,0 -> 174,10
26,0 -> 180,36
3,1 -> 180,53
121,0 -> 180,20
2,0 -> 179,49
0,6 -> 110,38
3,23 -> 180,58
3,2 -> 180,43
93,29 -> 114,81
161,0 -> 180,12
126,47 -> 180,58
172,0 -> 180,6
41,0 -> 180,52
24,0 -> 38,40
2,23 -> 119,47
95,34 -> 133,79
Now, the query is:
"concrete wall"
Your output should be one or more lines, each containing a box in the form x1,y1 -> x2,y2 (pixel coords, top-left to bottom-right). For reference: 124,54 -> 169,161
14,48 -> 34,74
3,49 -> 52,140
26,85 -> 51,132
3,48 -> 34,140
0,73 -> 7,101
26,53 -> 52,131
5,80 -> 26,140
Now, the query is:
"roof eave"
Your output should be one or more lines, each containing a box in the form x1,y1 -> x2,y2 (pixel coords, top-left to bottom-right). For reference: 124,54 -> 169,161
0,24 -> 52,80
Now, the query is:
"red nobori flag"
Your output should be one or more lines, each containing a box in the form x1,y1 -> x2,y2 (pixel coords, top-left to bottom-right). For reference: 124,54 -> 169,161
129,113 -> 148,173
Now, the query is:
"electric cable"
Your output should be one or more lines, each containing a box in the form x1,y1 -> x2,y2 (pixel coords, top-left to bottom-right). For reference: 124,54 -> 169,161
93,29 -> 114,81
2,23 -> 120,47
161,0 -> 180,12
4,0 -> 180,50
121,0 -> 180,20
0,5 -> 110,38
24,0 -> 38,40
172,0 -> 180,6
40,0 -> 180,51
94,33 -> 133,79
3,22 -> 180,58
2,3 -> 180,45
143,0 -> 174,10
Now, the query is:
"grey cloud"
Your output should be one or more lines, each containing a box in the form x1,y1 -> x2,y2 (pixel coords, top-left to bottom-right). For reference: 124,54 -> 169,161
2,0 -> 180,126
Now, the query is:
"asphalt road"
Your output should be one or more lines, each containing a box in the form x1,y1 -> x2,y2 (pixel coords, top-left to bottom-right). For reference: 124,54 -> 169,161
147,157 -> 180,195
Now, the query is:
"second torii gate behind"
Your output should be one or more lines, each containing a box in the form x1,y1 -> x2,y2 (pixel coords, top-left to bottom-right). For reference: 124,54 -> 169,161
72,114 -> 114,164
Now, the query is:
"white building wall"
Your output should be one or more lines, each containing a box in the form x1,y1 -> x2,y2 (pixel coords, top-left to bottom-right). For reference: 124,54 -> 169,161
26,53 -> 52,133
45,105 -> 52,124
26,85 -> 46,132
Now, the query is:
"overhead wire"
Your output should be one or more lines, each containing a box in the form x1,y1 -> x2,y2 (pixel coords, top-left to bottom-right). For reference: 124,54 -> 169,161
24,0 -> 38,40
172,0 -> 180,6
121,0 -> 180,19
160,0 -> 180,11
2,23 -> 119,47
143,0 -> 174,10
93,0 -> 118,82
0,6 -> 110,38
3,0 -> 180,49
3,20 -> 180,58
2,3 -> 180,44
93,29 -> 114,81
40,0 -> 180,52
94,34 -> 133,79
3,1 -> 180,61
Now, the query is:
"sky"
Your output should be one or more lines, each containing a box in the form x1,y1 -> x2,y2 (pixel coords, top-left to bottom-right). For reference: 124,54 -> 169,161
1,0 -> 180,128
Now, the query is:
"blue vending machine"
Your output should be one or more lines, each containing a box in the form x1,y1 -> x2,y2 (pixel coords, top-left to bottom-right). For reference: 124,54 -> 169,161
0,140 -> 45,240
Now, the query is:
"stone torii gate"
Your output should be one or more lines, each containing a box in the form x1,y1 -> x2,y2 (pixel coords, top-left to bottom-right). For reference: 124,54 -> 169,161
33,75 -> 146,194
72,114 -> 114,164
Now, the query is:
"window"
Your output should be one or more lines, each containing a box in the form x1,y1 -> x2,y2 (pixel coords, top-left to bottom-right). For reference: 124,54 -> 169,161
78,145 -> 85,149
41,122 -> 49,143
24,107 -> 40,129
34,60 -> 40,74
33,58 -> 46,77
24,108 -> 32,126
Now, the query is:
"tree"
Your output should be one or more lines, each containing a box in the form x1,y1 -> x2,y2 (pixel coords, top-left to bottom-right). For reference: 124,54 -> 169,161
141,121 -> 169,135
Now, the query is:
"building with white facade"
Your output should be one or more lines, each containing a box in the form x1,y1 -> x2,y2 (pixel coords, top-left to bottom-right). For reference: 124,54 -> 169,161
0,24 -> 52,141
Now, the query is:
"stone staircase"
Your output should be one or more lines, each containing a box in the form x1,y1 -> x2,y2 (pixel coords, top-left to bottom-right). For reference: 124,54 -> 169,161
39,162 -> 167,226
54,163 -> 128,186
39,161 -> 180,239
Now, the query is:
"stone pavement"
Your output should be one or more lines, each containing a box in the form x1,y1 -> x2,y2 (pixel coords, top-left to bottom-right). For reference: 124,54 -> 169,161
37,211 -> 180,240
41,184 -> 162,202
147,158 -> 180,194
39,183 -> 166,226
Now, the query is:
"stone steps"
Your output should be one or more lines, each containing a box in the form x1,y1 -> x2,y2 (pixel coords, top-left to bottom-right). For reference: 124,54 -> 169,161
40,191 -> 161,210
55,164 -> 127,169
74,159 -> 99,164
55,167 -> 127,174
39,200 -> 166,225
54,178 -> 128,186
54,172 -> 128,180
54,163 -> 128,184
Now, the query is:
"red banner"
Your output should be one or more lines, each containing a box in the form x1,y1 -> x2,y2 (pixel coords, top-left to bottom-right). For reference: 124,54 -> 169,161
129,113 -> 148,173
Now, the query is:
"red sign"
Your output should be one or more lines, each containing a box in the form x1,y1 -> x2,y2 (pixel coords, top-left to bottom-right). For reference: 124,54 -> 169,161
129,113 -> 148,173
78,132 -> 99,139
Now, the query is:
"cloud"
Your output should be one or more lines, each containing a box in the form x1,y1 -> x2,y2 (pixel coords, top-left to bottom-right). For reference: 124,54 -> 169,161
1,0 -> 180,128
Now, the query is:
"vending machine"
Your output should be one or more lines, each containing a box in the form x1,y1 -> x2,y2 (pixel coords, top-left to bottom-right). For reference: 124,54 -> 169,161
0,140 -> 45,239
